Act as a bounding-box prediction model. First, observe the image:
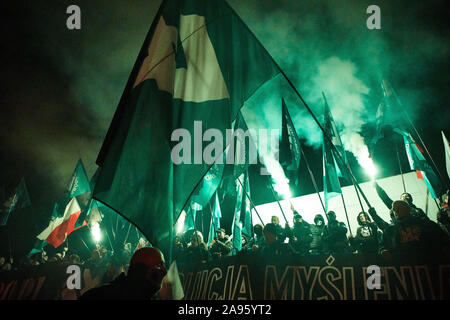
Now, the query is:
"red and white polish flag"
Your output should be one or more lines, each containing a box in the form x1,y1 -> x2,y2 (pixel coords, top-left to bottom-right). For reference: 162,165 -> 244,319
37,197 -> 85,248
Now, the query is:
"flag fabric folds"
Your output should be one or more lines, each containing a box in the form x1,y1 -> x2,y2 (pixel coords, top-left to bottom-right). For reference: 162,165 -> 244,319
37,198 -> 84,248
93,0 -> 280,262
231,172 -> 245,253
442,131 -> 450,180
322,95 -> 343,210
280,98 -> 302,185
1,177 -> 31,226
68,159 -> 91,198
207,192 -> 222,246
27,239 -> 48,258
395,128 -> 443,199
240,171 -> 252,240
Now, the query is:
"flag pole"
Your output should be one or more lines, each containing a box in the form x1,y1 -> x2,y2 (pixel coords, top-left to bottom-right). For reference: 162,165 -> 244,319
389,83 -> 447,186
237,177 -> 265,227
300,147 -> 327,215
339,193 -> 353,237
106,228 -> 114,252
226,2 -> 372,209
123,222 -> 132,245
208,201 -> 215,244
268,182 -> 290,225
396,140 -> 407,193
79,234 -> 91,253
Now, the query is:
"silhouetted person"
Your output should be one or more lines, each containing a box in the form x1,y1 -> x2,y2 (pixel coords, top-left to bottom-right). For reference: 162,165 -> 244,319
374,182 -> 428,220
287,211 -> 312,255
184,231 -> 211,263
381,200 -> 450,263
79,247 -> 167,300
322,211 -> 350,254
261,223 -> 296,256
245,224 -> 265,253
271,215 -> 287,243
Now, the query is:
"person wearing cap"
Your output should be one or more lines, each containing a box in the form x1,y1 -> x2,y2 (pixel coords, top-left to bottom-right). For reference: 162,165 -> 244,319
79,247 -> 168,300
381,200 -> 450,262
208,228 -> 232,260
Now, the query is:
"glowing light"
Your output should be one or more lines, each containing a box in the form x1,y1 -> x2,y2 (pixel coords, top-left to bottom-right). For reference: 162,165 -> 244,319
91,223 -> 102,243
357,152 -> 377,179
176,210 -> 186,234
264,155 -> 292,199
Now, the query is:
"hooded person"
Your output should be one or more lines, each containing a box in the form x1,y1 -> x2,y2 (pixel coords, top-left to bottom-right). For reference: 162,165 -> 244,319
381,200 -> 450,263
322,211 -> 350,254
287,211 -> 312,255
309,214 -> 326,255
349,212 -> 381,254
79,247 -> 168,300
245,223 -> 265,253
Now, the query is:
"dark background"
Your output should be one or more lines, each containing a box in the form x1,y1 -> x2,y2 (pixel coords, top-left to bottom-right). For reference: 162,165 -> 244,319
1,0 -> 448,259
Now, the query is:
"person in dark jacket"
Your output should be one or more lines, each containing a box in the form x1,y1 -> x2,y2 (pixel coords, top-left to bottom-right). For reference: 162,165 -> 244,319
309,214 -> 326,255
271,215 -> 287,243
245,223 -> 265,253
184,231 -> 211,263
79,247 -> 168,300
261,223 -> 296,256
381,200 -> 450,262
349,211 -> 381,254
287,211 -> 312,255
322,211 -> 350,254
374,182 -> 428,220
208,228 -> 233,259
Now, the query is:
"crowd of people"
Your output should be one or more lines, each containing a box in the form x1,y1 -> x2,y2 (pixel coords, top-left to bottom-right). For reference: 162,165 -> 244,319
173,184 -> 450,264
1,184 -> 449,276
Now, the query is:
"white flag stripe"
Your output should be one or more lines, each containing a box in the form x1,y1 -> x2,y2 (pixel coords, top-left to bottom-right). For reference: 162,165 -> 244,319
37,198 -> 81,240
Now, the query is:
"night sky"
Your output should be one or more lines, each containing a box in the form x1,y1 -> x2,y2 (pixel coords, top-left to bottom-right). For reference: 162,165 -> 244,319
1,0 -> 449,259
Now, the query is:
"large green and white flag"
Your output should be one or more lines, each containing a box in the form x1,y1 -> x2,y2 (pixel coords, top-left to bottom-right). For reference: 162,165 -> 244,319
93,0 -> 280,261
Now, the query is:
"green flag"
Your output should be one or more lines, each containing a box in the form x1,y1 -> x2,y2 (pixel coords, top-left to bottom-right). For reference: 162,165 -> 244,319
93,0 -> 280,261
68,159 -> 91,198
322,95 -> 342,211
232,172 -> 244,253
240,171 -> 252,239
207,192 -> 222,246
395,128 -> 443,199
280,98 -> 302,185
1,177 -> 31,226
